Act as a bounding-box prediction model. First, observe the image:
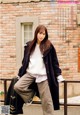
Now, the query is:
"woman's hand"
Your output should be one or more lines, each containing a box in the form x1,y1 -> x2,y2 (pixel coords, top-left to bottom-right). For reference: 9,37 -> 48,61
17,75 -> 20,79
57,75 -> 65,83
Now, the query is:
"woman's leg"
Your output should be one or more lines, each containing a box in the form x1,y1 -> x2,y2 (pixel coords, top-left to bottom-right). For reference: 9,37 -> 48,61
37,80 -> 54,115
14,73 -> 35,103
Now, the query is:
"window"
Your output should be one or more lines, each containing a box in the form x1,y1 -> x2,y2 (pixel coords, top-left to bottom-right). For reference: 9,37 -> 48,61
22,23 -> 33,44
16,16 -> 38,70
21,23 -> 33,57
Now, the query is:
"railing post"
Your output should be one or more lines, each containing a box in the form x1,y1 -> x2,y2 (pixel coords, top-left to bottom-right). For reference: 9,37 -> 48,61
64,81 -> 67,115
4,79 -> 7,104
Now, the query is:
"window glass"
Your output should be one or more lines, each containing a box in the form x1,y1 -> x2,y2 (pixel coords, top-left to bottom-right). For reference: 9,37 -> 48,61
24,24 -> 33,44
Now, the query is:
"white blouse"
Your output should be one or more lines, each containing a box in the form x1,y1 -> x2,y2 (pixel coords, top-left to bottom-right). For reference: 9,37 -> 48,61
27,44 -> 47,83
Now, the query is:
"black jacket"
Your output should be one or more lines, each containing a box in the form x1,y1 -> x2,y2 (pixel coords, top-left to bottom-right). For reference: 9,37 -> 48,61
18,41 -> 62,110
5,77 -> 24,114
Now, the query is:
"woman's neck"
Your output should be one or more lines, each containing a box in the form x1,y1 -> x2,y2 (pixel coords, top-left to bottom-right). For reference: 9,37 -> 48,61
37,39 -> 41,45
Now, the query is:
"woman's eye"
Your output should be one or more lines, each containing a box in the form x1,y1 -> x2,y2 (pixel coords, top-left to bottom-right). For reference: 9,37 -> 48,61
39,32 -> 42,34
39,32 -> 45,35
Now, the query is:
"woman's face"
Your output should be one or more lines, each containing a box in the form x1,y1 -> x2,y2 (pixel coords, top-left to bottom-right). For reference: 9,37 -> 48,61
37,30 -> 46,43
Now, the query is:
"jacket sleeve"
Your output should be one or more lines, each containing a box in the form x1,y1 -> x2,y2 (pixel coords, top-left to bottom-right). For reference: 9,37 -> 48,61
18,43 -> 28,77
51,45 -> 62,77
22,44 -> 28,64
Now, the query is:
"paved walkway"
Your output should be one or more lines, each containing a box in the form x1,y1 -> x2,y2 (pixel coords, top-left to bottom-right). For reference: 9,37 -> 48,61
0,96 -> 80,115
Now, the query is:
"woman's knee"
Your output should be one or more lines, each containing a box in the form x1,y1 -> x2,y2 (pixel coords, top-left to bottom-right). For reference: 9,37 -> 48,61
14,83 -> 20,92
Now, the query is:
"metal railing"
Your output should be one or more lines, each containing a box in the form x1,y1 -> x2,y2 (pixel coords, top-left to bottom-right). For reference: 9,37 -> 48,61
62,80 -> 80,115
0,78 -> 11,102
0,78 -> 80,115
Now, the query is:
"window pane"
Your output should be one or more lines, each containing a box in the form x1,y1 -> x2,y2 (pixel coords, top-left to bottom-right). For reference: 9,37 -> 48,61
24,32 -> 29,43
29,32 -> 33,40
24,24 -> 32,32
24,26 -> 28,32
24,24 -> 33,44
29,25 -> 32,30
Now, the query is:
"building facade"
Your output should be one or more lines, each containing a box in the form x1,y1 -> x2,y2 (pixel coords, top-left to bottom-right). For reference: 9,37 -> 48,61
0,0 -> 80,97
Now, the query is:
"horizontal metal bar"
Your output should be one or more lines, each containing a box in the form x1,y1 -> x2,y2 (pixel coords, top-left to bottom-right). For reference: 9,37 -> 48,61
0,78 -> 12,81
0,79 -> 80,83
63,81 -> 80,83
60,103 -> 80,106
0,100 -> 4,102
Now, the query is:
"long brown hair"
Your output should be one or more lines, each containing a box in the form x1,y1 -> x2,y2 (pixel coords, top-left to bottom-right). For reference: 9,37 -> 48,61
29,25 -> 51,55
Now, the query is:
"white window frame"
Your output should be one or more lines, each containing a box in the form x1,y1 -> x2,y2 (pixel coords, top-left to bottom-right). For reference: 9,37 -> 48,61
22,22 -> 33,57
16,16 -> 38,71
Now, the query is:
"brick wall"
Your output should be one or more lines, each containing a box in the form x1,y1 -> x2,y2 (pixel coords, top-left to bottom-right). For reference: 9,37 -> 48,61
0,1 -> 80,97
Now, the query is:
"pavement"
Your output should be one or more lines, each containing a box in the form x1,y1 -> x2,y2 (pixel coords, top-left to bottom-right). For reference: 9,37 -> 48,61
0,96 -> 80,115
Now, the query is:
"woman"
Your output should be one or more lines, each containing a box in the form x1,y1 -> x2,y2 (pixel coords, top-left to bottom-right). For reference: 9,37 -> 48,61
14,25 -> 64,115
